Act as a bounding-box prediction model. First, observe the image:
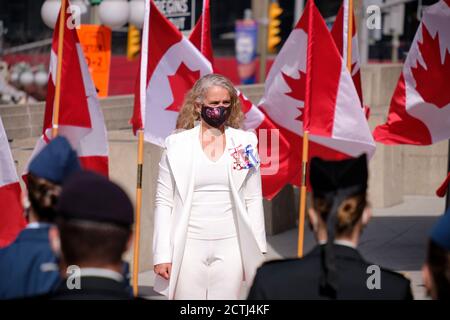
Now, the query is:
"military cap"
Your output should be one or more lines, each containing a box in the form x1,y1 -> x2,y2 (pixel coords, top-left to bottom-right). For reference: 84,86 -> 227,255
430,207 -> 450,251
28,136 -> 81,184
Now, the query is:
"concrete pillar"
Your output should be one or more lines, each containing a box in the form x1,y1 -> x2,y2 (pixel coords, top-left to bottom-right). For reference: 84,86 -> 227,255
363,63 -> 404,208
108,131 -> 163,272
252,0 -> 269,83
263,184 -> 297,236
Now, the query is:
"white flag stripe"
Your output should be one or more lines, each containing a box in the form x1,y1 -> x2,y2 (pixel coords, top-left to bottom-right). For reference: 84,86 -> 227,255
76,44 -> 109,157
342,0 -> 350,66
332,56 -> 375,156
143,37 -> 212,146
140,0 -> 151,130
404,2 -> 450,143
0,116 -> 19,186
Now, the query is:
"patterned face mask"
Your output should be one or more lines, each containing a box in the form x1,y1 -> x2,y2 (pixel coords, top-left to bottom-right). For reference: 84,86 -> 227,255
200,105 -> 231,128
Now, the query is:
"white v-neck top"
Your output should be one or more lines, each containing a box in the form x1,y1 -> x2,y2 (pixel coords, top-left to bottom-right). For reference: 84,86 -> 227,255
186,135 -> 238,240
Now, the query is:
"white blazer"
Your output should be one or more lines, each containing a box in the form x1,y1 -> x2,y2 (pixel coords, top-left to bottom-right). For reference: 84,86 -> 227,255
152,122 -> 267,299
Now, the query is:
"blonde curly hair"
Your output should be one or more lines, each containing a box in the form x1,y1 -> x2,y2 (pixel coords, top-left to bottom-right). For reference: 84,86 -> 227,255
176,74 -> 244,130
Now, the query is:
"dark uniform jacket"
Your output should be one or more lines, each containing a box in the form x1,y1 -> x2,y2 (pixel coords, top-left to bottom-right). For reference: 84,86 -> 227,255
0,226 -> 61,299
248,244 -> 413,300
51,275 -> 133,300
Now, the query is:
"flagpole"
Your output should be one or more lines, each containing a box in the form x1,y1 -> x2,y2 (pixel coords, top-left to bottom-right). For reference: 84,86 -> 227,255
132,129 -> 144,297
132,0 -> 151,298
346,0 -> 353,71
201,0 -> 206,54
297,130 -> 309,257
297,1 -> 314,258
446,140 -> 450,210
52,0 -> 67,138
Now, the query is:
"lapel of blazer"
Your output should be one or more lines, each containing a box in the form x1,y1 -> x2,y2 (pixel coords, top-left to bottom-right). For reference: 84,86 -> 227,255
165,124 -> 199,204
166,124 -> 251,204
225,127 -> 251,193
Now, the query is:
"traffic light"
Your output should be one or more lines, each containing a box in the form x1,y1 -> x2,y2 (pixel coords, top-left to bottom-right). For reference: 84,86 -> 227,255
267,1 -> 283,53
127,24 -> 141,61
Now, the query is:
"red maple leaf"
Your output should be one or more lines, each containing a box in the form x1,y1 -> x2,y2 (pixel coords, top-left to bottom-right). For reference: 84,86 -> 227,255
282,71 -> 306,122
165,62 -> 201,112
411,24 -> 450,109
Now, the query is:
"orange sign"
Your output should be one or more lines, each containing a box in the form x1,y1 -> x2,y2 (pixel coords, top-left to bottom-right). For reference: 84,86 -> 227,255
77,25 -> 111,97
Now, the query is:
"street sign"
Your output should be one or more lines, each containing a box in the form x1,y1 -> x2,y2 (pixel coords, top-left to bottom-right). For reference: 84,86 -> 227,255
383,1 -> 405,36
154,0 -> 196,32
235,18 -> 258,84
77,25 -> 112,97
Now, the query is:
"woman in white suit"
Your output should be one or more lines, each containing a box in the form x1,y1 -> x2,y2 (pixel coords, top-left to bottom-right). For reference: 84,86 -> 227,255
153,74 -> 267,300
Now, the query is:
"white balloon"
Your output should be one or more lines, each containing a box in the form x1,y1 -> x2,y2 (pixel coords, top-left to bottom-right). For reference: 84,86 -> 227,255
20,71 -> 34,86
34,71 -> 49,87
10,72 -> 20,84
128,0 -> 145,29
98,0 -> 130,29
2,93 -> 12,103
41,0 -> 61,29
71,0 -> 88,15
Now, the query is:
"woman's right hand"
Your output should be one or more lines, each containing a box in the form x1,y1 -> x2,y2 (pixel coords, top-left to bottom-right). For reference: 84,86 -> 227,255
154,263 -> 172,280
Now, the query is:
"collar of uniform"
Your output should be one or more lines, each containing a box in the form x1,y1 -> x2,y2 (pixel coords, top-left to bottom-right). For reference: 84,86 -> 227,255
80,268 -> 124,283
334,239 -> 357,249
26,222 -> 52,229
16,226 -> 52,242
314,243 -> 363,263
317,239 -> 356,249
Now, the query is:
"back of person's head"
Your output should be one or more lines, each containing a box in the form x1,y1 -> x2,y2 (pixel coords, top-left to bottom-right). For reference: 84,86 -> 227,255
309,154 -> 369,238
57,219 -> 131,267
312,194 -> 367,237
423,210 -> 450,300
309,154 -> 369,298
27,136 -> 81,222
55,171 -> 134,268
26,173 -> 61,223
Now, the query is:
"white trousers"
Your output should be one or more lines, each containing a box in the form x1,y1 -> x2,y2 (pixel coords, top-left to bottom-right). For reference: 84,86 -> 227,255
174,236 -> 244,300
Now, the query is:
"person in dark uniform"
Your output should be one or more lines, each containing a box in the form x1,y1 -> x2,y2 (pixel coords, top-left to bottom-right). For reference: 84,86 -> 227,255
248,154 -> 413,300
49,171 -> 135,300
422,207 -> 450,300
0,136 -> 81,299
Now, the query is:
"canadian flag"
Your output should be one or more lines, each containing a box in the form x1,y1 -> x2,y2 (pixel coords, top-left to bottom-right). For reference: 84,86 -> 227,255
187,0 -> 292,200
131,0 -> 212,145
436,172 -> 450,197
0,115 -> 26,247
26,0 -> 109,176
331,0 -> 369,118
374,0 -> 450,145
189,0 -> 214,65
258,0 -> 375,186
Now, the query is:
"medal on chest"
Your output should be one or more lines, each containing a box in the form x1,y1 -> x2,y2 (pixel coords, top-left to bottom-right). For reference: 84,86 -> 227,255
228,143 -> 260,170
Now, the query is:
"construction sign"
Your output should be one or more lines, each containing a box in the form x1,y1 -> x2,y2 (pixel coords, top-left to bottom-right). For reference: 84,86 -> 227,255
77,24 -> 112,97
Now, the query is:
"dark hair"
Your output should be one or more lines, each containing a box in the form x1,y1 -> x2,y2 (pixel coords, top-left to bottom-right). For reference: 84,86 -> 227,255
27,173 -> 61,222
426,239 -> 450,300
57,219 -> 131,267
312,193 -> 367,237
